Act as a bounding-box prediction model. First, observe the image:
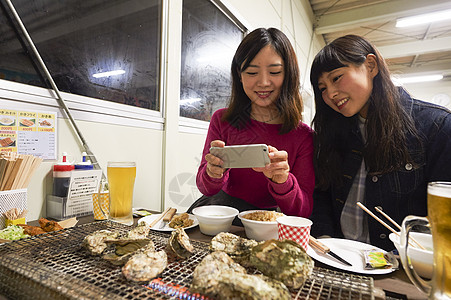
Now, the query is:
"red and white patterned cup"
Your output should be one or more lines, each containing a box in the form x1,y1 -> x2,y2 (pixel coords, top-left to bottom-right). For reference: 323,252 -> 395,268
277,216 -> 312,251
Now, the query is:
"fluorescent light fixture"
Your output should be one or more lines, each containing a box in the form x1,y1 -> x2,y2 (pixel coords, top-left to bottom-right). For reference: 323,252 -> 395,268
180,98 -> 201,105
392,74 -> 443,85
92,69 -> 125,78
396,9 -> 451,27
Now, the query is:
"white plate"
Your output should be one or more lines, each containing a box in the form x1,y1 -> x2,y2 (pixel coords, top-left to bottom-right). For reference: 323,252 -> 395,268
306,238 -> 396,275
0,117 -> 14,126
138,213 -> 198,232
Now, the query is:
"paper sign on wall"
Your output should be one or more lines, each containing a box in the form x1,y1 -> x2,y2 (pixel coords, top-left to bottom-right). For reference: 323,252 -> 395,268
0,108 -> 56,160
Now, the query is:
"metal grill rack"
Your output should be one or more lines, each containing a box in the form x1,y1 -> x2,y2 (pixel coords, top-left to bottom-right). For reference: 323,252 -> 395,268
0,221 -> 374,299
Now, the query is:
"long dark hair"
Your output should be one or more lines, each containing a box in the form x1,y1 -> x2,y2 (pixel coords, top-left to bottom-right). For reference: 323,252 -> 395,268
223,27 -> 303,134
310,35 -> 418,188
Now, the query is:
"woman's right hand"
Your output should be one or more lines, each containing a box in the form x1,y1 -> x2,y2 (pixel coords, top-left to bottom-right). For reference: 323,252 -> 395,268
205,140 -> 226,178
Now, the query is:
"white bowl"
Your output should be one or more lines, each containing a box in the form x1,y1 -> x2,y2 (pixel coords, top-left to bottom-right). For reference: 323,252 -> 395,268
389,232 -> 433,279
238,210 -> 284,241
192,205 -> 239,236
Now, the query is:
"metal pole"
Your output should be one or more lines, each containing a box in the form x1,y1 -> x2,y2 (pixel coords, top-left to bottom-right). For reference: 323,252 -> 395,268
5,0 -> 105,180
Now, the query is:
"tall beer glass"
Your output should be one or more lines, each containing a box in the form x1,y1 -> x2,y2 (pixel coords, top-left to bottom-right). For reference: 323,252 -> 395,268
107,162 -> 136,225
400,182 -> 451,300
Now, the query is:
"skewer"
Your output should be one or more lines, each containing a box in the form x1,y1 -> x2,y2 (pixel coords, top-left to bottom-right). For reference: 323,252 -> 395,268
356,202 -> 426,250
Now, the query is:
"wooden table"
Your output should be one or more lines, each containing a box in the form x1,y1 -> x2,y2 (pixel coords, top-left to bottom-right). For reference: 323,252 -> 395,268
22,214 -> 427,300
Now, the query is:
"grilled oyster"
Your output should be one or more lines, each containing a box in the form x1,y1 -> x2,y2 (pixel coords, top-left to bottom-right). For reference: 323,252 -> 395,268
103,239 -> 155,265
166,227 -> 194,259
191,251 -> 290,300
83,230 -> 119,255
210,232 -> 258,266
126,222 -> 151,239
249,239 -> 314,289
122,248 -> 167,282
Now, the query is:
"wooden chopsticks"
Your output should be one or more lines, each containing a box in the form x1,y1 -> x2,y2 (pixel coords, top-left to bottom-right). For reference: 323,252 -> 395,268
0,152 -> 42,191
148,207 -> 171,228
357,202 -> 426,250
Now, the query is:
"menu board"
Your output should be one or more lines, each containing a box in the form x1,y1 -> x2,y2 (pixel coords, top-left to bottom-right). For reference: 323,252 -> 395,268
0,109 -> 56,160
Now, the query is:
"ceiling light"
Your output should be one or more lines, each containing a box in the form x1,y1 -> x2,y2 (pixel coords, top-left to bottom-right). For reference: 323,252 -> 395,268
92,70 -> 125,78
392,74 -> 443,85
396,9 -> 451,27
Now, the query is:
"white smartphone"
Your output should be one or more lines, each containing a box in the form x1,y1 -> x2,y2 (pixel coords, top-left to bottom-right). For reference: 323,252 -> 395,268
209,144 -> 270,168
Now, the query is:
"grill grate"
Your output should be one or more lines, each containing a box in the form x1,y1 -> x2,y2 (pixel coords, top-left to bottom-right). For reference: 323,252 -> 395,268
0,221 -> 374,299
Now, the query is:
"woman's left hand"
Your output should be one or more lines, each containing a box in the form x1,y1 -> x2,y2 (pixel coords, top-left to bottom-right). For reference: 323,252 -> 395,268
253,145 -> 290,184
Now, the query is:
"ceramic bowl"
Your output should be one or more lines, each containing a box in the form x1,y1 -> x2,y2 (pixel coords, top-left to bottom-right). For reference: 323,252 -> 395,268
238,210 -> 284,241
192,205 -> 238,236
389,232 -> 433,279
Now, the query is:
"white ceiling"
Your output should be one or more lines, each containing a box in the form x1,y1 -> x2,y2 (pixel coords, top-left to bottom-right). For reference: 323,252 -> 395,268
309,0 -> 451,82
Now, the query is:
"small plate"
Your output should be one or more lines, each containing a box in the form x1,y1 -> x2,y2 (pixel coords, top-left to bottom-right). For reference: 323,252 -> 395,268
0,117 -> 14,126
138,213 -> 198,232
306,238 -> 397,275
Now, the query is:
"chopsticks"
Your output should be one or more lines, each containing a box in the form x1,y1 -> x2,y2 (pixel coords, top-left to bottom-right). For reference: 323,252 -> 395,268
148,207 -> 171,228
0,152 -> 42,191
357,202 -> 426,250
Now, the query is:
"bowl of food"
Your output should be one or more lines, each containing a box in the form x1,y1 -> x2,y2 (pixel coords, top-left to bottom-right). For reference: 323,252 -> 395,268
192,205 -> 239,236
238,210 -> 284,241
389,232 -> 433,279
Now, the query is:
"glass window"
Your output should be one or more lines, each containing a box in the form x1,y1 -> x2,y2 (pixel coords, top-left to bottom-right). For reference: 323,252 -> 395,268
180,0 -> 244,121
1,0 -> 161,111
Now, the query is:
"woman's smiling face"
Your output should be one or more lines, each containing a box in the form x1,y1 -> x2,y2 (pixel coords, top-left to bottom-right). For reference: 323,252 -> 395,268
240,45 -> 284,109
317,54 -> 378,118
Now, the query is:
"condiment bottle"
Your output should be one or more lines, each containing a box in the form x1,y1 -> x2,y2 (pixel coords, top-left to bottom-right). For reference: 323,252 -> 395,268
53,152 -> 74,197
74,152 -> 93,170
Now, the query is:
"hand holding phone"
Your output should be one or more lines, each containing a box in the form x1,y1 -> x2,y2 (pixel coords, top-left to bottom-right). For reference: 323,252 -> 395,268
209,144 -> 270,168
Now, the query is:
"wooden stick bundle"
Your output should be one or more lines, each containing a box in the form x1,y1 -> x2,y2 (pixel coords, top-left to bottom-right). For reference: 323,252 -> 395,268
0,152 -> 42,191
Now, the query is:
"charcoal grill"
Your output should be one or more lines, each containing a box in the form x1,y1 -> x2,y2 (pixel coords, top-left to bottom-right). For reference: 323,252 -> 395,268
0,221 -> 374,299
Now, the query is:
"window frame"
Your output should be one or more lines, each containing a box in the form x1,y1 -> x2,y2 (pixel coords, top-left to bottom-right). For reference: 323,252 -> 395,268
178,0 -> 250,134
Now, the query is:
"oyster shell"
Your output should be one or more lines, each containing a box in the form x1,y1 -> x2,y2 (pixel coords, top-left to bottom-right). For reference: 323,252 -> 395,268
191,251 -> 290,300
122,249 -> 167,282
102,239 -> 155,265
83,230 -> 119,255
166,227 -> 194,259
126,222 -> 151,239
249,239 -> 314,289
210,232 -> 258,266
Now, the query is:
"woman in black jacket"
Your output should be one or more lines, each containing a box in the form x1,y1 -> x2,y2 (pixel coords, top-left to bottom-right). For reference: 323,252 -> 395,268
309,34 -> 451,250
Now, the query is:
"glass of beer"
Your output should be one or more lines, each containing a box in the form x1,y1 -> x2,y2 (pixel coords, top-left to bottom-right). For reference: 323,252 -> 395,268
106,161 -> 136,225
399,182 -> 451,300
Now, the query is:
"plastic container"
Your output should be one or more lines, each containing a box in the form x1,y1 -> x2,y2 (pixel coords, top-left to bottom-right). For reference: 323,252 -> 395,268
53,152 -> 74,197
74,152 -> 93,170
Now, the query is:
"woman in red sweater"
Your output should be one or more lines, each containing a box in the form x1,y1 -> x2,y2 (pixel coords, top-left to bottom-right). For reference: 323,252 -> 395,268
187,28 -> 314,222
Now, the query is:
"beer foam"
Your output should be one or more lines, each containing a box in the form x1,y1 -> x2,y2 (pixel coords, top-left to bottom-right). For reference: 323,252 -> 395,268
428,182 -> 451,198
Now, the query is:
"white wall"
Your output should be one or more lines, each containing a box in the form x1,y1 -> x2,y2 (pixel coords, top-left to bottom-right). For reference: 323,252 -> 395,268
403,81 -> 451,111
1,0 -> 325,221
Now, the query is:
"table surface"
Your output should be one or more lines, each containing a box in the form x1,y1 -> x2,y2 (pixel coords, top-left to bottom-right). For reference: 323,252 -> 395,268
17,214 -> 428,300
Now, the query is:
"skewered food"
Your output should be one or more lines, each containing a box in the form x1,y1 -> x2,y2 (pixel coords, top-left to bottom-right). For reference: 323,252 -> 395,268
249,239 -> 314,289
166,227 -> 194,259
168,212 -> 194,229
191,251 -> 290,300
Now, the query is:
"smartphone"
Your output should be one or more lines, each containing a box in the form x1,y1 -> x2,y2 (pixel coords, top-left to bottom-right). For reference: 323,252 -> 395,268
209,144 -> 270,168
